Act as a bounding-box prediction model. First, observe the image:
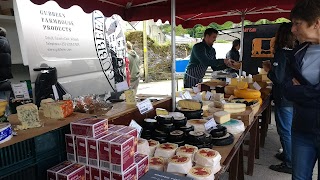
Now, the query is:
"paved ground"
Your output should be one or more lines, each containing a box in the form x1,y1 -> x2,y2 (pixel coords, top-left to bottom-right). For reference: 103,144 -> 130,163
137,79 -> 319,180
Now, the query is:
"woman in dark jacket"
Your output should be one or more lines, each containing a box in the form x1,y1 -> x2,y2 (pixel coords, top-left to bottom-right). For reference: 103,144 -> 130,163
263,23 -> 295,174
226,39 -> 240,73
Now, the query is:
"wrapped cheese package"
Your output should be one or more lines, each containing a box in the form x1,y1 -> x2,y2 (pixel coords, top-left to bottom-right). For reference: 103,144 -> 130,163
154,143 -> 178,160
166,155 -> 192,174
186,119 -> 208,132
187,166 -> 214,180
194,148 -> 221,167
148,139 -> 159,157
149,157 -> 166,171
176,145 -> 198,160
137,138 -> 150,156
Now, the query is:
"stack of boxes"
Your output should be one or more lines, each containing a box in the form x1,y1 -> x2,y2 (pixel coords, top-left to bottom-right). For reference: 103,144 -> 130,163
47,117 -> 149,180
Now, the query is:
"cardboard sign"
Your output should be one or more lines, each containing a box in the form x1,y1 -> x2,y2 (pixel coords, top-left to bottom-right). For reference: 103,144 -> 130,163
129,120 -> 143,138
205,118 -> 217,131
137,99 -> 153,114
11,82 -> 30,100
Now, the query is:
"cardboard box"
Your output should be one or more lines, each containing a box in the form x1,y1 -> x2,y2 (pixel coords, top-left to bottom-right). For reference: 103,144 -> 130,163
90,166 -> 100,180
85,166 -> 90,180
110,134 -> 135,174
65,134 -> 77,163
100,169 -> 111,180
99,133 -> 122,170
230,107 -> 254,126
108,125 -> 126,132
47,161 -> 74,180
71,117 -> 108,137
117,127 -> 138,152
57,164 -> 85,180
135,153 -> 149,179
87,132 -> 111,167
111,164 -> 137,180
253,74 -> 270,82
76,136 -> 87,165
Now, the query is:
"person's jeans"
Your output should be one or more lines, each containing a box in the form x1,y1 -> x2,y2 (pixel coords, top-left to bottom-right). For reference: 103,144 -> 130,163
292,131 -> 320,180
0,91 -> 11,116
274,106 -> 293,168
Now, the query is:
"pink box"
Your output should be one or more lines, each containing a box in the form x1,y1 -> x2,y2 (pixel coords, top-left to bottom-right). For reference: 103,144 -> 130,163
70,117 -> 108,138
110,134 -> 135,174
100,169 -> 111,180
57,164 -> 85,180
76,136 -> 87,165
99,133 -> 122,170
65,134 -> 77,163
47,161 -> 74,180
117,127 -> 138,152
85,166 -> 90,180
111,164 -> 137,180
87,132 -> 111,167
90,166 -> 100,180
135,153 -> 149,179
108,125 -> 126,132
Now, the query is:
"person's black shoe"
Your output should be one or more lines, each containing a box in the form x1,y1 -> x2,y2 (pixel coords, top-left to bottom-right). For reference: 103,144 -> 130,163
275,152 -> 285,161
269,163 -> 292,174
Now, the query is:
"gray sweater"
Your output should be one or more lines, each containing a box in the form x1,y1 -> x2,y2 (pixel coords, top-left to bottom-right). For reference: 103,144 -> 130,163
301,44 -> 320,85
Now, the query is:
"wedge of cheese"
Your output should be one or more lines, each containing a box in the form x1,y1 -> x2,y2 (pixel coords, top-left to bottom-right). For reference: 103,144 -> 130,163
213,111 -> 231,124
16,103 -> 41,130
156,108 -> 169,116
177,100 -> 202,111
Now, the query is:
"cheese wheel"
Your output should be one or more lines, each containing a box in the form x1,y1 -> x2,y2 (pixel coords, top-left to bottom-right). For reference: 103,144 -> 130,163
234,88 -> 261,99
236,81 -> 248,89
194,148 -> 221,167
187,166 -> 214,180
150,157 -> 165,171
176,145 -> 198,160
167,155 -> 192,174
137,138 -> 150,156
148,139 -> 160,157
222,119 -> 245,134
224,85 -> 236,95
186,119 -> 208,132
154,143 -> 178,159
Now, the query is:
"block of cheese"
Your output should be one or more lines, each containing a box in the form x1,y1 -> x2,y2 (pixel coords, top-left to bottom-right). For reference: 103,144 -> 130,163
154,143 -> 178,159
214,93 -> 224,101
149,157 -> 165,171
224,85 -> 236,95
48,100 -> 73,119
223,107 -> 246,114
177,100 -> 202,111
124,89 -> 136,104
16,103 -> 41,130
156,108 -> 169,116
194,148 -> 221,167
40,98 -> 54,117
137,138 -> 150,156
148,139 -> 160,157
222,103 -> 246,109
167,155 -> 192,174
176,145 -> 198,160
187,166 -> 214,180
186,119 -> 208,132
208,107 -> 223,114
234,88 -> 261,99
213,111 -> 231,124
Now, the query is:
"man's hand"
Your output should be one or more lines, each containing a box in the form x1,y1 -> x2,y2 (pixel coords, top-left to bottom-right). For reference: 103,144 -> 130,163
225,59 -> 241,70
224,59 -> 232,66
292,78 -> 300,85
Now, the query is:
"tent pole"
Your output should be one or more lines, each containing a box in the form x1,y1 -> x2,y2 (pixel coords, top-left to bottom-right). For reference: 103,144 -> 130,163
239,12 -> 245,78
171,0 -> 176,111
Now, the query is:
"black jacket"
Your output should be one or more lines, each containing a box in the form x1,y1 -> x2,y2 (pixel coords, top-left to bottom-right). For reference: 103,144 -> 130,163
267,47 -> 293,107
284,42 -> 320,134
226,48 -> 240,73
0,36 -> 13,81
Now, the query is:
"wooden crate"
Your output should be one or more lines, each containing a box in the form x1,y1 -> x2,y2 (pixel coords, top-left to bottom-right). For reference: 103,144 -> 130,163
253,74 -> 270,82
230,107 -> 254,126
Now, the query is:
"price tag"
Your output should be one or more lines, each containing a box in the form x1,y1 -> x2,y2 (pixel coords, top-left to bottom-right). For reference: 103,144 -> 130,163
137,98 -> 153,114
183,91 -> 192,99
116,81 -> 129,92
192,86 -> 200,93
205,91 -> 213,101
11,82 -> 30,100
221,99 -> 226,104
205,118 -> 217,131
129,120 -> 143,137
226,78 -> 231,84
52,85 -> 59,100
253,82 -> 261,90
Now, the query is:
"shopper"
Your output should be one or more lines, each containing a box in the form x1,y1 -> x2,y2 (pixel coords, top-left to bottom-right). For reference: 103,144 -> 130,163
226,39 -> 241,73
183,28 -> 241,88
0,27 -> 13,116
263,22 -> 295,174
284,0 -> 320,179
126,41 -> 140,94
